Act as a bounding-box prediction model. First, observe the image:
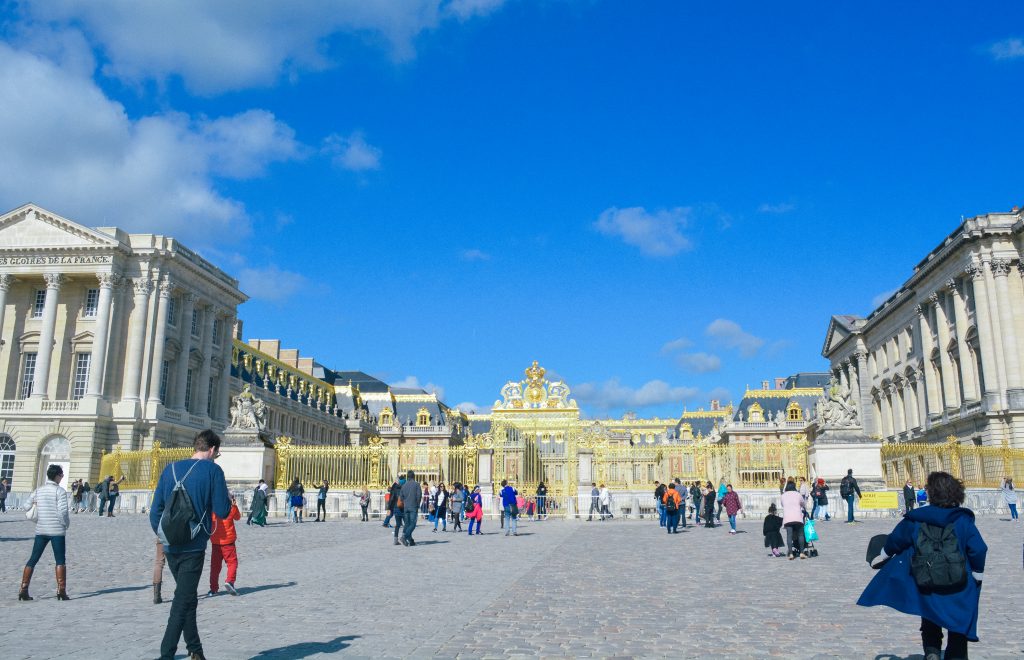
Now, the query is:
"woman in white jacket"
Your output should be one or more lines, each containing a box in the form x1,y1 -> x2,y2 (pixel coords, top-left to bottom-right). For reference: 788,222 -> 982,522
19,464 -> 70,601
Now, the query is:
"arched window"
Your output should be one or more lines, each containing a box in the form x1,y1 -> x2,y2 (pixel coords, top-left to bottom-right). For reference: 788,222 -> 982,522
0,435 -> 15,487
786,402 -> 802,421
380,408 -> 394,427
416,407 -> 430,426
39,436 -> 70,488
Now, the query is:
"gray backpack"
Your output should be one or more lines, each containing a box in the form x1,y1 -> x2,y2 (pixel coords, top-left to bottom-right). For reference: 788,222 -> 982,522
910,522 -> 967,590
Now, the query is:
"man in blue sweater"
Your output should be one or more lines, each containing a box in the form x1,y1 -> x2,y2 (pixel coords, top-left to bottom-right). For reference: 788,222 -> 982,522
150,430 -> 232,660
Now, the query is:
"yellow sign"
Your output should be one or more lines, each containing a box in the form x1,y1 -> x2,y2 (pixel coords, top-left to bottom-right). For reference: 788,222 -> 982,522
859,491 -> 900,510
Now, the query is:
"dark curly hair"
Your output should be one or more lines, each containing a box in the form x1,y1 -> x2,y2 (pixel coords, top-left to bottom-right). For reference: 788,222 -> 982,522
925,471 -> 965,508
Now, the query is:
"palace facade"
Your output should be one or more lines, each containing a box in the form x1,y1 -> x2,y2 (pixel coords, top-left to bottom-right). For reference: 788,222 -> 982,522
823,205 -> 1024,449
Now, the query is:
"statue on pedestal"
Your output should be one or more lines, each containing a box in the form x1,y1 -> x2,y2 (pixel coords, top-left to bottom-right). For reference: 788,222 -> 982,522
816,376 -> 858,427
229,384 -> 267,432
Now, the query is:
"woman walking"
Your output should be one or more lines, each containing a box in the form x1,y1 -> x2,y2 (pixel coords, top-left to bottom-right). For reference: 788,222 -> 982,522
286,478 -> 304,523
450,483 -> 464,532
722,484 -> 742,534
19,464 -> 71,600
811,478 -> 830,521
250,482 -> 269,527
781,479 -> 807,559
466,485 -> 483,535
433,481 -> 449,532
1002,477 -> 1018,521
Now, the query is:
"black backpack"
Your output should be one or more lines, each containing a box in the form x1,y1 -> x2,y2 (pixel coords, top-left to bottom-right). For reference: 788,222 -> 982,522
840,478 -> 851,498
911,522 -> 967,590
158,461 -> 205,547
664,495 -> 678,513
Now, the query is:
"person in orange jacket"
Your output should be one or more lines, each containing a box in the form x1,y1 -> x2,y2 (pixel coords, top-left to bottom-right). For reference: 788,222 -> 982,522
663,486 -> 683,534
208,495 -> 241,596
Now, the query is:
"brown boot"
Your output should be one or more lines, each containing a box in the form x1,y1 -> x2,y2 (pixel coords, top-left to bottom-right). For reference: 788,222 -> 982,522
18,566 -> 33,601
55,566 -> 69,600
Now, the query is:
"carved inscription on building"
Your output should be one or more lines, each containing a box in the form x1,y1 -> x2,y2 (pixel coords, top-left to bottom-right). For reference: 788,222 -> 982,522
0,254 -> 113,266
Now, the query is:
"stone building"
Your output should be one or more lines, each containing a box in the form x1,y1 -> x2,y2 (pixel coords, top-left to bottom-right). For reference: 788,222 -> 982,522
823,205 -> 1024,449
0,204 -> 245,489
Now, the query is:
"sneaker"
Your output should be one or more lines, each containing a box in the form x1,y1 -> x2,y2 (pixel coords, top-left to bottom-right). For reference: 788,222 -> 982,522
394,539 -> 401,545
206,590 -> 217,597
224,582 -> 238,596
409,539 -> 416,546
505,531 -> 510,536
729,529 -> 736,535
800,552 -> 808,559
513,532 -> 518,536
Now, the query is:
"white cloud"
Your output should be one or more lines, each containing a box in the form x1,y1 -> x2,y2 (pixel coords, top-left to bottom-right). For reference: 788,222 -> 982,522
758,202 -> 796,214
990,38 -> 1024,61
453,401 -> 484,413
871,288 -> 899,309
574,378 -> 700,411
19,0 -> 509,94
659,337 -> 693,355
237,265 -> 309,303
593,206 -> 693,257
705,319 -> 765,358
0,43 -> 302,245
675,352 -> 722,374
392,376 -> 445,402
323,132 -> 382,172
460,248 -> 491,262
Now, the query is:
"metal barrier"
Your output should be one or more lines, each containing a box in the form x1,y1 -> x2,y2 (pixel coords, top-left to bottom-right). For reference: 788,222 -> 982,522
881,435 -> 1024,488
97,441 -> 194,489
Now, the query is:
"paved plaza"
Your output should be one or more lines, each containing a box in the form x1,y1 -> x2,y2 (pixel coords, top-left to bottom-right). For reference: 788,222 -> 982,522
0,511 -> 1021,659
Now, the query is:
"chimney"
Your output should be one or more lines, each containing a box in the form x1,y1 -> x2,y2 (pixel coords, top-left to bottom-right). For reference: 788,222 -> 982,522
710,399 -> 720,411
762,380 -> 770,390
775,377 -> 787,390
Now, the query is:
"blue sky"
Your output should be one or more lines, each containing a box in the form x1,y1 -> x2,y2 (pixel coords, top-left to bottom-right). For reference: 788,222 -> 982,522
2,2 -> 1023,417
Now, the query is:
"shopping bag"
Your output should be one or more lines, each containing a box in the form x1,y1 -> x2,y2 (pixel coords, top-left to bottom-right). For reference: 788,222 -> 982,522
804,518 -> 819,542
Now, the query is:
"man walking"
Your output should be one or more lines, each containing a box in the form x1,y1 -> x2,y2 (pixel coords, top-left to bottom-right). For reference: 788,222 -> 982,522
150,430 -> 232,660
902,479 -> 915,516
654,481 -> 666,527
840,468 -> 861,523
587,483 -> 599,521
673,478 -> 688,528
383,478 -> 401,528
399,470 -> 421,546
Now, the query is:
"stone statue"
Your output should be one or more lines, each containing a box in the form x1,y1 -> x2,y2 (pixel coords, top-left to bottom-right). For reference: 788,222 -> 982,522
816,376 -> 859,427
229,384 -> 267,431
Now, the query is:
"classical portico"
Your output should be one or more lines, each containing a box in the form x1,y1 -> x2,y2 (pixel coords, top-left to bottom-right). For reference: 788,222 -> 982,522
0,204 -> 246,490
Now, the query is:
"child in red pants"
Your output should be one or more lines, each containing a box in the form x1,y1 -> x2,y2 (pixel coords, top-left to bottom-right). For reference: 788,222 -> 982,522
209,497 -> 241,596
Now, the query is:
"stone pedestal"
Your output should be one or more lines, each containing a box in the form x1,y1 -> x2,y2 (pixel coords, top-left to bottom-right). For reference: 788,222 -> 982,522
217,428 -> 276,487
807,424 -> 884,490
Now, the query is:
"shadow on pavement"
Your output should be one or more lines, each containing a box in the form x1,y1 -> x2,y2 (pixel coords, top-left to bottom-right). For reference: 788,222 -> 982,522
250,634 -> 360,659
75,584 -> 150,599
873,654 -> 924,660
0,536 -> 34,542
409,540 -> 449,546
236,581 -> 297,595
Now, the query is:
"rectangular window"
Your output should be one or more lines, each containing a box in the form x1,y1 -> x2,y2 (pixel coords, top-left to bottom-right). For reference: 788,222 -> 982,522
212,318 -> 222,346
184,369 -> 193,411
32,290 -> 46,318
71,353 -> 91,400
83,289 -> 99,318
206,377 -> 215,416
167,297 -> 177,327
159,360 -> 170,402
20,352 -> 37,398
191,309 -> 199,337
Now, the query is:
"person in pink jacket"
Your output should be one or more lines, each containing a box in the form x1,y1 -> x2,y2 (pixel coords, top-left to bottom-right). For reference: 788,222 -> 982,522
465,486 -> 484,535
780,479 -> 808,559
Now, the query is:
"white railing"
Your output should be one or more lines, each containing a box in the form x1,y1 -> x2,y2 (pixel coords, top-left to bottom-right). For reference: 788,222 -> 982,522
0,400 -> 25,412
189,414 -> 207,426
41,400 -> 80,413
405,425 -> 451,433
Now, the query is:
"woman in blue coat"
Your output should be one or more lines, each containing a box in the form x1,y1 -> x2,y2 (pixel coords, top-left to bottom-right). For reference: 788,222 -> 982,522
858,471 -> 987,660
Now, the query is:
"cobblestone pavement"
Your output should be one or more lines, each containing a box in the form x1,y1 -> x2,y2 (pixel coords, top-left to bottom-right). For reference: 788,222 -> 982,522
0,511 -> 1021,659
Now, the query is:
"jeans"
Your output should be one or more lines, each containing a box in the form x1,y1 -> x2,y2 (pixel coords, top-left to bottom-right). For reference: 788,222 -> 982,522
360,505 -> 368,521
434,506 -> 447,530
921,617 -> 967,659
316,498 -> 326,520
107,494 -> 118,515
785,523 -> 805,555
588,498 -> 599,519
537,496 -> 546,516
468,517 -> 481,534
1008,503 -> 1018,520
504,506 -> 518,534
811,502 -> 820,520
666,511 -> 679,533
0,497 -> 5,512
383,509 -> 394,526
393,510 -> 404,538
287,503 -> 294,522
716,498 -> 724,521
599,504 -> 612,519
728,514 -> 737,531
402,509 -> 418,542
97,496 -> 107,516
154,539 -> 166,584
657,503 -> 666,526
26,534 -> 66,567
160,551 -> 205,660
846,494 -> 856,522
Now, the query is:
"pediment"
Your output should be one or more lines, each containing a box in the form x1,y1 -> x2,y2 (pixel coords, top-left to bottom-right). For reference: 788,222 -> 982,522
821,315 -> 863,358
0,204 -> 122,251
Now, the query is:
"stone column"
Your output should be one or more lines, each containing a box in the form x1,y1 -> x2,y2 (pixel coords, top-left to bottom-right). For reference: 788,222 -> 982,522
947,278 -> 979,402
146,279 -> 173,403
86,272 -> 118,398
173,293 -> 196,410
0,274 -> 12,351
903,380 -> 917,431
991,259 -> 1024,407
915,304 -> 939,419
31,273 -> 64,399
853,351 -> 874,435
966,263 -> 1001,409
930,292 -> 959,410
121,278 -> 152,402
194,304 -> 215,417
216,317 -> 235,422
